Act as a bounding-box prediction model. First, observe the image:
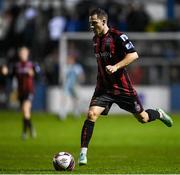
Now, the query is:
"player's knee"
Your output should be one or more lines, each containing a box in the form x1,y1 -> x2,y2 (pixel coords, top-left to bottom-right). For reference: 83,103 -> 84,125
87,110 -> 98,122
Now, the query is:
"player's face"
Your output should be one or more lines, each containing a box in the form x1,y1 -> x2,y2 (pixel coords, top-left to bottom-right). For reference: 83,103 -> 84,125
89,14 -> 105,36
19,47 -> 29,62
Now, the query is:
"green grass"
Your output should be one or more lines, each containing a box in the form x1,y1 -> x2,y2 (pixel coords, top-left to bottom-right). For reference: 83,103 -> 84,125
0,110 -> 180,174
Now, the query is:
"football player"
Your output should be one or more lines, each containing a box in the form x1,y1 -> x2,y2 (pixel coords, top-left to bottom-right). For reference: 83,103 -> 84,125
1,46 -> 40,140
78,8 -> 173,165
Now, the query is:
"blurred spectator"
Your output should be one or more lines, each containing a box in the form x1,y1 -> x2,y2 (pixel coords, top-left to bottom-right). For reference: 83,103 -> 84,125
65,10 -> 81,32
44,49 -> 59,85
59,53 -> 85,120
0,10 -> 14,55
21,6 -> 37,47
0,63 -> 9,108
126,2 -> 151,31
48,8 -> 66,52
170,66 -> 180,84
74,0 -> 97,31
32,6 -> 52,59
99,0 -> 123,29
0,10 -> 12,40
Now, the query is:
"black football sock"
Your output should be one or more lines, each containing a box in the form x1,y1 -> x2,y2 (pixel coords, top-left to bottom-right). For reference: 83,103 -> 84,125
23,118 -> 29,133
27,118 -> 33,131
146,109 -> 160,122
81,119 -> 95,148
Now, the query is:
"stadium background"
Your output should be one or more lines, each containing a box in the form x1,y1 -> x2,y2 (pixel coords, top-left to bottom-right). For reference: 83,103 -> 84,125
0,0 -> 180,113
0,0 -> 180,112
0,0 -> 180,174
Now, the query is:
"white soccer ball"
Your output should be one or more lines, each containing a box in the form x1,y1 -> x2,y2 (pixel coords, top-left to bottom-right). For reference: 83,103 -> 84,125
52,152 -> 75,171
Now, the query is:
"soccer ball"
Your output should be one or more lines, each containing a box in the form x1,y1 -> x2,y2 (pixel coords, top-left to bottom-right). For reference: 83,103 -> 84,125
52,152 -> 75,171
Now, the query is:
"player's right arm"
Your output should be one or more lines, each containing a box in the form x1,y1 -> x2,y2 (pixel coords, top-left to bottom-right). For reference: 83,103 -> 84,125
1,65 -> 9,75
115,51 -> 138,68
106,33 -> 138,74
106,52 -> 138,74
1,63 -> 16,78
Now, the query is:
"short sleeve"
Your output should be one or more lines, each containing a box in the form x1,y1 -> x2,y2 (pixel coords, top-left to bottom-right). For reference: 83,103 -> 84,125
117,33 -> 136,54
33,63 -> 41,74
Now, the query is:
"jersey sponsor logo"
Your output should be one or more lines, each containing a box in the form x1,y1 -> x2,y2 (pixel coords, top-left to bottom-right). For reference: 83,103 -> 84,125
95,51 -> 112,59
120,34 -> 128,41
93,43 -> 97,46
17,67 -> 31,74
125,42 -> 134,50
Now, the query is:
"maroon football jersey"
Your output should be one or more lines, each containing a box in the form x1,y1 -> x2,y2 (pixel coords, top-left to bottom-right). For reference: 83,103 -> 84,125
93,28 -> 137,96
13,61 -> 35,95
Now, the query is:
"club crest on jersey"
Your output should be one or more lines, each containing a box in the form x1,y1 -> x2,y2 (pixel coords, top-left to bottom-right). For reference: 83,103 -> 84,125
134,101 -> 141,112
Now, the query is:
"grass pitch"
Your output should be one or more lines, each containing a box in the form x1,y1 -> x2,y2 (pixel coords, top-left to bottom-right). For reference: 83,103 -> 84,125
0,110 -> 180,174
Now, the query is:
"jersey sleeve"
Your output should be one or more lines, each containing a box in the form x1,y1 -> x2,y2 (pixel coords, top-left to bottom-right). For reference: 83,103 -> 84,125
116,33 -> 136,54
33,63 -> 41,74
33,62 -> 41,80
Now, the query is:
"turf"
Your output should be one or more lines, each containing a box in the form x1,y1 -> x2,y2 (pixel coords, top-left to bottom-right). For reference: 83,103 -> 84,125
0,110 -> 180,174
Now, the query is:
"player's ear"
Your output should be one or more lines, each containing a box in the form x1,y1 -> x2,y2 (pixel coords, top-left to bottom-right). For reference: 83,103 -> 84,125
102,18 -> 106,25
103,20 -> 105,25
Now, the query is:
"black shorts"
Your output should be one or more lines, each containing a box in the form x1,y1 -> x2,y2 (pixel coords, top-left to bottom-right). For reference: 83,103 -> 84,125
18,93 -> 34,106
90,92 -> 143,115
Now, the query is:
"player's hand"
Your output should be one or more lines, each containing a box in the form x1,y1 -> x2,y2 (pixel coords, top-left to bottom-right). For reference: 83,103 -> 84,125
1,65 -> 8,75
28,68 -> 34,76
105,65 -> 117,74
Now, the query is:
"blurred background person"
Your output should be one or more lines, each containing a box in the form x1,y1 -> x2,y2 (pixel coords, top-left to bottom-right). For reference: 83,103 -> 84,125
48,8 -> 67,54
59,52 -> 85,120
1,46 -> 40,140
126,2 -> 150,32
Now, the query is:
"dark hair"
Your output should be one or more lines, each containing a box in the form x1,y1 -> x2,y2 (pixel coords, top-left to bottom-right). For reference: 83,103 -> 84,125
89,8 -> 108,21
18,46 -> 29,52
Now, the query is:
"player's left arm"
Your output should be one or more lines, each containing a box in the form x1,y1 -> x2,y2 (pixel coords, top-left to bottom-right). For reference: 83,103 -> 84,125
75,64 -> 85,83
32,62 -> 41,79
106,33 -> 138,74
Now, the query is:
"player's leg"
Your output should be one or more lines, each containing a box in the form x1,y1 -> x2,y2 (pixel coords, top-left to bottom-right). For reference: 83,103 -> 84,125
133,93 -> 173,126
134,109 -> 160,123
127,94 -> 173,126
79,106 -> 105,165
21,99 -> 30,140
116,94 -> 172,126
156,108 -> 173,127
21,99 -> 36,139
79,93 -> 113,165
135,109 -> 173,127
